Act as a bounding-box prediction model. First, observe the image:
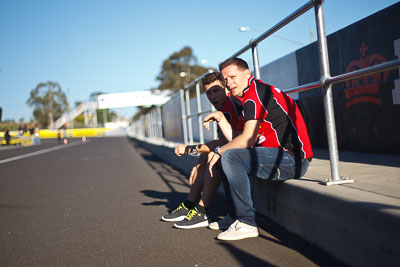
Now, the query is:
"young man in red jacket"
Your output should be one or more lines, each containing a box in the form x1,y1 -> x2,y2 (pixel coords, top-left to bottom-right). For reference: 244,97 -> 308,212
205,58 -> 313,240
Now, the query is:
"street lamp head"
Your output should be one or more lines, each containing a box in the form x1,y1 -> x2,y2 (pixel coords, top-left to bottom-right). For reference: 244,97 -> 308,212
239,26 -> 250,32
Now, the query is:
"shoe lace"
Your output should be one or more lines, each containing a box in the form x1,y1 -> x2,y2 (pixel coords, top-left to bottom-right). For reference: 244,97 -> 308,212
185,209 -> 198,220
172,203 -> 185,213
227,220 -> 240,232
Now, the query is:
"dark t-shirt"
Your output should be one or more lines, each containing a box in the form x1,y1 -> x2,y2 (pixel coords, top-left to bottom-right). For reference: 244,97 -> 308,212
221,95 -> 244,132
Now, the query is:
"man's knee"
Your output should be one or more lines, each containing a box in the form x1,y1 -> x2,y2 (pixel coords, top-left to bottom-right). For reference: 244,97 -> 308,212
221,149 -> 240,167
198,153 -> 208,163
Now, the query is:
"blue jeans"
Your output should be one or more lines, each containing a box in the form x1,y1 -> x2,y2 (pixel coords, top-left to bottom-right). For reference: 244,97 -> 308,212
220,147 -> 310,226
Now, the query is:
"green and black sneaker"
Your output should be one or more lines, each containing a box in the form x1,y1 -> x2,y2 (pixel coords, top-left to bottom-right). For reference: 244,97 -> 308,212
174,207 -> 209,229
161,202 -> 189,222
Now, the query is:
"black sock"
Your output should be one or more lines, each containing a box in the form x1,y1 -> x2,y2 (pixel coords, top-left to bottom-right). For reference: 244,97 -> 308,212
196,204 -> 207,214
184,200 -> 195,210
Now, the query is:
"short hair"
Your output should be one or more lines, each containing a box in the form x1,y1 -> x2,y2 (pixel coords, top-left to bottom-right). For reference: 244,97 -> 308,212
202,72 -> 225,88
218,57 -> 249,72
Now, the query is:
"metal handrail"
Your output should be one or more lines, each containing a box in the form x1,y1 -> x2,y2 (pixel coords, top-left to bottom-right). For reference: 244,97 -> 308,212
180,69 -> 217,144
326,59 -> 400,86
183,69 -> 214,90
284,59 -> 400,94
222,0 -> 400,184
139,0 -> 399,184
223,0 -> 352,184
186,110 -> 213,118
231,0 -> 316,63
283,81 -> 321,94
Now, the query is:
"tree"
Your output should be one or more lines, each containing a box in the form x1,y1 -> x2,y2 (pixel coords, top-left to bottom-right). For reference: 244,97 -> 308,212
89,91 -> 104,102
132,106 -> 153,120
26,81 -> 68,128
156,46 -> 211,90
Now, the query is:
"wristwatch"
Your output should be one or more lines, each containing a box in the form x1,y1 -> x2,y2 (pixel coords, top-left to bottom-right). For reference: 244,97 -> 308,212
214,146 -> 222,156
191,146 -> 198,156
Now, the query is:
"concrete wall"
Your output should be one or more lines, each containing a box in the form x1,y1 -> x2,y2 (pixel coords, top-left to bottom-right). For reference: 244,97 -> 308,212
134,138 -> 400,267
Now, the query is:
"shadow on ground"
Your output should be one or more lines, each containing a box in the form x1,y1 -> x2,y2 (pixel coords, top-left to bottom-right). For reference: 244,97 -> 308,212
131,139 -> 348,266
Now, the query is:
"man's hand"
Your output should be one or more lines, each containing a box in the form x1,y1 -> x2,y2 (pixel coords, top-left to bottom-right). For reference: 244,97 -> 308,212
189,165 -> 199,185
174,144 -> 187,156
203,111 -> 223,131
207,151 -> 220,177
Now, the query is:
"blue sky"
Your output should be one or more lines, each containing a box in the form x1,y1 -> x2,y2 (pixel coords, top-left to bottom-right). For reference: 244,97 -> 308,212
0,0 -> 398,122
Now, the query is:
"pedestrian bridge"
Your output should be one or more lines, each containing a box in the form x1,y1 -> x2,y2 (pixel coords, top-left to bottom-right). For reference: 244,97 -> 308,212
50,89 -> 173,130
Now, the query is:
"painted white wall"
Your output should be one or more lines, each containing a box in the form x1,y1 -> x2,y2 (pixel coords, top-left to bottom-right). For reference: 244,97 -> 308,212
260,52 -> 299,100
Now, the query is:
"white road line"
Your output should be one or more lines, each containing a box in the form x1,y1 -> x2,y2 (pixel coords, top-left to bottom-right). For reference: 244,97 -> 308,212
0,141 -> 88,165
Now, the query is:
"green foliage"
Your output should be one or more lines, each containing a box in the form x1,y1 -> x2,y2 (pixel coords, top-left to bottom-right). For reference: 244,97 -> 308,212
96,109 -> 117,125
26,81 -> 68,127
87,90 -> 117,126
132,106 -> 153,120
156,46 -> 211,90
74,101 -> 83,107
0,122 -> 21,131
74,114 -> 85,123
131,46 -> 217,120
89,91 -> 105,102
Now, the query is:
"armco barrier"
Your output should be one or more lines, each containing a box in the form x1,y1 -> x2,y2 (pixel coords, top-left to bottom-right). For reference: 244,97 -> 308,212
0,131 -> 22,145
39,128 -> 112,138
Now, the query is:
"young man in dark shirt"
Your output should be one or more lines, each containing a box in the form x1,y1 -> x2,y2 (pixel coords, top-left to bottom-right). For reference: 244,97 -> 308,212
161,72 -> 243,229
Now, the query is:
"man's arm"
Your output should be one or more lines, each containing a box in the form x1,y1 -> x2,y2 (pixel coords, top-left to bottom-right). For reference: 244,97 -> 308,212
207,119 -> 261,176
203,111 -> 235,142
174,138 -> 227,156
219,119 -> 261,153
195,139 -> 226,154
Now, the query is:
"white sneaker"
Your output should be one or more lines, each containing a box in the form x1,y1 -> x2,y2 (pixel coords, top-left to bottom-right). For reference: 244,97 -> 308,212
217,220 -> 259,241
209,214 -> 235,230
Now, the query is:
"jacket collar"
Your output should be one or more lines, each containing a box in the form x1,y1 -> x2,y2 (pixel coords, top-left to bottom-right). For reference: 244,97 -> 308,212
243,75 -> 255,95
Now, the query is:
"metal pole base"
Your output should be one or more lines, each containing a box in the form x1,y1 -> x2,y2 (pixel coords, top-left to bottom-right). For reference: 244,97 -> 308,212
321,177 -> 354,186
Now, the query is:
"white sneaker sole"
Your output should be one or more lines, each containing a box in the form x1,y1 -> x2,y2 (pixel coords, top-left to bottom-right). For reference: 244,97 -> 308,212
173,220 -> 209,229
217,231 -> 259,240
161,215 -> 187,222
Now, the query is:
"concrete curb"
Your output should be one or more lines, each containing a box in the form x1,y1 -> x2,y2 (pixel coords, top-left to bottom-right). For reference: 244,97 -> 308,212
132,138 -> 400,267
252,178 -> 400,267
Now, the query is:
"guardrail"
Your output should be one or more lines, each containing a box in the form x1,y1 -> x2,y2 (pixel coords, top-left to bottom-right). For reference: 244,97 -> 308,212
224,0 -> 400,185
179,69 -> 218,145
131,0 -> 400,185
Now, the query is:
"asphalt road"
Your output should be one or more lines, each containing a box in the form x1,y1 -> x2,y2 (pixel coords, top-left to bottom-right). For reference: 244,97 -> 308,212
0,137 -> 346,266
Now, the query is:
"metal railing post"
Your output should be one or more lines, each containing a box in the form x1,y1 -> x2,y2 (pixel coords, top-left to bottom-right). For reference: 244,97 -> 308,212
185,89 -> 193,144
93,107 -> 98,127
314,0 -> 353,185
251,39 -> 262,79
149,113 -> 152,138
212,105 -> 218,140
196,82 -> 204,144
157,106 -> 163,140
141,115 -> 145,138
180,89 -> 188,144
